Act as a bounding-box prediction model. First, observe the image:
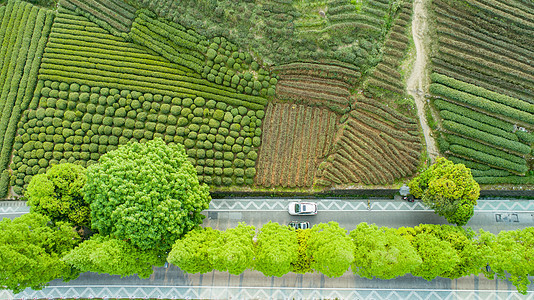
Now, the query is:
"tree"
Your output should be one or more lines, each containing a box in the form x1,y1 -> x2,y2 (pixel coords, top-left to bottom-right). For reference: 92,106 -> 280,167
208,222 -> 255,275
61,235 -> 165,278
26,163 -> 90,227
292,228 -> 312,273
0,213 -> 80,293
254,222 -> 298,277
84,138 -> 211,252
307,222 -> 354,277
350,223 -> 421,279
408,232 -> 460,280
167,227 -> 220,274
480,228 -> 534,295
409,157 -> 480,226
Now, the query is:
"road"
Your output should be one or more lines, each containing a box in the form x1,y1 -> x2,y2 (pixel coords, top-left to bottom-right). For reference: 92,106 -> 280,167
2,198 -> 534,299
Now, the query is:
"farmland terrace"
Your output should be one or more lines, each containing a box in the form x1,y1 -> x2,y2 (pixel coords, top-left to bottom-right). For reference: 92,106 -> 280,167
0,0 -> 532,198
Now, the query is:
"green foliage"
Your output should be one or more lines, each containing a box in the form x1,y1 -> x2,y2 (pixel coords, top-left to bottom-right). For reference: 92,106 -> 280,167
26,163 -> 90,227
85,138 -> 211,252
62,234 -> 164,278
409,157 -> 480,226
350,223 -> 421,279
410,232 -> 460,280
254,222 -> 298,277
208,222 -> 255,275
167,227 -> 220,274
0,213 -> 80,293
480,228 -> 534,295
307,222 -> 354,277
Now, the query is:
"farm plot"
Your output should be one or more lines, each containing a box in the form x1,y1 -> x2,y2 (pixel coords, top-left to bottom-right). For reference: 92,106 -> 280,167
317,96 -> 421,186
11,82 -> 264,194
430,0 -> 534,184
273,61 -> 360,114
39,8 -> 268,110
0,0 -> 54,197
255,103 -> 337,188
365,0 -> 413,100
60,0 -> 136,36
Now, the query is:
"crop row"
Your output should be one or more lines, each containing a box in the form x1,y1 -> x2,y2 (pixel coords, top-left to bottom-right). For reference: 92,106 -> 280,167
447,155 -> 491,171
433,1 -> 532,60
255,103 -> 337,188
445,134 -> 526,168
63,0 -> 133,33
349,110 -> 419,144
40,13 -> 267,110
472,176 -> 534,185
356,102 -> 418,132
356,96 -> 417,125
433,99 -> 514,132
439,110 -> 519,142
434,0 -> 533,47
0,0 -> 53,197
431,58 -> 533,103
430,84 -> 534,124
448,145 -> 528,174
435,22 -> 534,74
274,62 -> 361,86
275,81 -> 349,113
437,45 -> 533,94
443,120 -> 530,155
437,37 -> 534,89
431,73 -> 533,113
318,111 -> 420,186
10,83 -> 265,193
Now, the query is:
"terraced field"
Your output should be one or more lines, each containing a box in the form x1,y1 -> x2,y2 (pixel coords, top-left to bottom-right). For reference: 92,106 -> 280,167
430,0 -> 534,185
1,0 -> 532,196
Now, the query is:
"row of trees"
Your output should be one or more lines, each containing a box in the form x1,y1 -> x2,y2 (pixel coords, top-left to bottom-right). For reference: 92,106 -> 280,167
0,139 -> 527,294
168,221 -> 534,294
1,138 -> 211,292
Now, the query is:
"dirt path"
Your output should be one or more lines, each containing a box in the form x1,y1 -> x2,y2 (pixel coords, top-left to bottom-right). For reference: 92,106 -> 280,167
406,0 -> 439,163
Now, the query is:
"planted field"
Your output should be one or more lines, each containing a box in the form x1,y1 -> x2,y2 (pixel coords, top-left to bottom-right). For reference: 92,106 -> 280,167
255,103 -> 337,188
430,0 -> 534,184
317,96 -> 421,186
0,0 -> 430,195
0,0 -> 54,197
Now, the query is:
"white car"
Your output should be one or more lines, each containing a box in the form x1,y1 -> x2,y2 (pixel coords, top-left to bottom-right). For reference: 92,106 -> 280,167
288,202 -> 318,215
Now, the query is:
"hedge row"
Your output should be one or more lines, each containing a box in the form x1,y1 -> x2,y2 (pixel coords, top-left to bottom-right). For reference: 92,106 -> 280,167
0,0 -> 53,197
446,155 -> 491,171
430,84 -> 534,124
473,176 -> 534,185
431,73 -> 534,114
433,99 -> 514,132
515,130 -> 534,144
440,110 -> 518,141
448,145 -> 528,174
445,134 -> 526,166
442,120 -> 531,154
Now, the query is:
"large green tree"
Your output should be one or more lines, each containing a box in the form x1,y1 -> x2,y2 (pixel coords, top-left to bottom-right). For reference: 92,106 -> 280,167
61,235 -> 165,278
26,163 -> 90,227
84,138 -> 211,252
409,157 -> 480,226
480,228 -> 534,295
350,223 -> 421,279
0,213 -> 80,293
307,222 -> 354,277
208,222 -> 255,275
254,222 -> 299,277
167,227 -> 220,274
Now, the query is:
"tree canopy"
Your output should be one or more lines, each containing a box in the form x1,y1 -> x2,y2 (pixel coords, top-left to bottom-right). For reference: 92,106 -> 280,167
167,227 -> 220,274
254,222 -> 298,277
26,163 -> 90,227
61,234 -> 165,278
350,223 -> 421,279
307,222 -> 354,277
208,222 -> 256,275
409,157 -> 480,226
84,138 -> 211,252
0,213 -> 80,293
